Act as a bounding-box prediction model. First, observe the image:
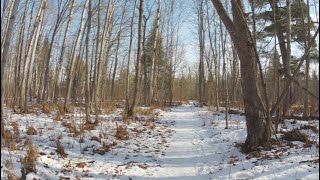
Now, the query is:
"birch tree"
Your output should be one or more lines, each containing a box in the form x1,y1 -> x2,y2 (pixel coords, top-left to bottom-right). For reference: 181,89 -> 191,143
1,0 -> 20,118
64,0 -> 89,110
20,0 -> 47,112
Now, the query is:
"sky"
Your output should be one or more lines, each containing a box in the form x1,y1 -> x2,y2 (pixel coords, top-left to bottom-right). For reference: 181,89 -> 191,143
6,0 -> 318,72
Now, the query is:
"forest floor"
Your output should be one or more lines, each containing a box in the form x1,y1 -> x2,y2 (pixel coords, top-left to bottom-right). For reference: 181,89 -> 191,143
1,103 -> 319,179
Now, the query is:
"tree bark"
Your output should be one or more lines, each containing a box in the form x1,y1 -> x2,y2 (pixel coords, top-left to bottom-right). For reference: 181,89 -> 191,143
148,0 -> 162,106
64,0 -> 89,110
13,0 -> 29,107
211,0 -> 271,151
20,0 -> 47,112
128,0 -> 144,117
1,0 -> 20,119
111,1 -> 127,100
53,0 -> 75,103
303,0 -> 311,117
84,0 -> 92,124
125,0 -> 137,117
42,0 -> 69,105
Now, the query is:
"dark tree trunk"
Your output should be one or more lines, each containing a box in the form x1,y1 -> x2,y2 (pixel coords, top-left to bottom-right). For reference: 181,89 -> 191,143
211,0 -> 271,151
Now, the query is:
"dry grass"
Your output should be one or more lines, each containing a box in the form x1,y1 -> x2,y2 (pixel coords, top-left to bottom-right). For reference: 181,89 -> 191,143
84,123 -> 96,131
90,136 -> 101,143
143,121 -> 155,129
3,129 -> 18,151
5,159 -> 19,180
58,104 -> 66,115
65,105 -> 74,113
282,128 -> 309,142
21,143 -> 38,178
62,121 -> 80,136
303,140 -> 314,148
26,126 -> 38,135
11,122 -> 21,143
100,102 -> 117,114
150,104 -> 165,111
56,139 -> 67,158
93,142 -> 113,155
290,104 -> 304,115
42,104 -> 56,114
54,110 -> 63,121
115,123 -> 129,140
24,137 -> 32,146
135,108 -> 154,116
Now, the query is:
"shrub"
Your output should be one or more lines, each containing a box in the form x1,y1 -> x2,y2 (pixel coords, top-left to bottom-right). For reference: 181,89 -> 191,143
282,129 -> 309,142
21,143 -> 38,178
26,126 -> 38,135
115,123 -> 129,140
3,129 -> 18,151
11,122 -> 21,143
62,122 -> 80,136
43,104 -> 56,114
5,159 -> 19,180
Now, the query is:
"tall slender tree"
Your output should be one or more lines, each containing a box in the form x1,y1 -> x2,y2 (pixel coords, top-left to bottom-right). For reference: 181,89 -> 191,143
64,0 -> 89,110
128,0 -> 144,117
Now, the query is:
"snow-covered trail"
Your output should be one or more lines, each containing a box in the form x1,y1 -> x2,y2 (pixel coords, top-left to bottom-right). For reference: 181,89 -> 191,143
142,104 -> 241,179
148,105 -> 213,178
2,104 -> 318,180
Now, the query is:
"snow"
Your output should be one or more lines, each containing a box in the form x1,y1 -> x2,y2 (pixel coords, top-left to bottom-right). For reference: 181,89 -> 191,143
1,104 -> 319,179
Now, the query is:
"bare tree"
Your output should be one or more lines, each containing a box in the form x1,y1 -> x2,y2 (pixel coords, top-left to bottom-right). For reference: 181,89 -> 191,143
128,0 -> 144,117
211,0 -> 271,151
53,0 -> 75,103
93,0 -> 101,121
13,0 -> 30,107
303,0 -> 311,117
42,0 -> 70,106
283,0 -> 292,116
64,0 -> 89,110
84,0 -> 92,124
111,0 -> 128,100
125,0 -> 137,118
20,0 -> 47,112
147,0 -> 162,106
1,0 -> 20,118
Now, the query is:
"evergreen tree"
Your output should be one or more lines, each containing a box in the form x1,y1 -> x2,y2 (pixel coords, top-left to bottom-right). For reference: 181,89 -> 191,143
142,25 -> 166,101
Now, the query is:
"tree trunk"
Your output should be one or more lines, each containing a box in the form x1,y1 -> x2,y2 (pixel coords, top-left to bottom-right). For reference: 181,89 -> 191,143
93,0 -> 101,121
211,0 -> 271,151
125,0 -> 137,117
96,0 -> 115,106
111,1 -> 127,101
303,0 -> 311,118
13,0 -> 29,107
64,0 -> 89,110
53,0 -> 75,103
84,0 -> 92,124
42,0 -> 69,105
148,0 -> 162,106
283,0 -> 292,116
1,0 -> 20,118
20,0 -> 47,112
128,0 -> 144,117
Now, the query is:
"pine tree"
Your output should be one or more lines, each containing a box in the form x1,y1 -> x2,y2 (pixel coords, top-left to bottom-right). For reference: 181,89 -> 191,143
142,25 -> 165,102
